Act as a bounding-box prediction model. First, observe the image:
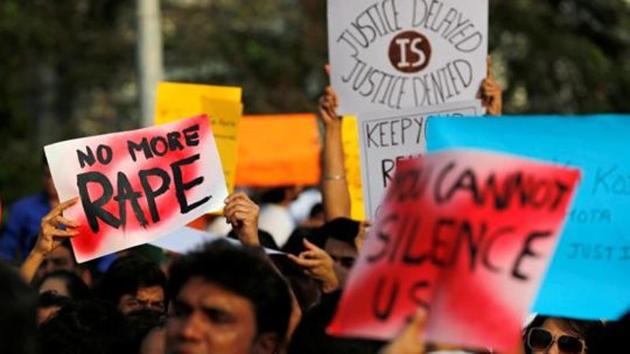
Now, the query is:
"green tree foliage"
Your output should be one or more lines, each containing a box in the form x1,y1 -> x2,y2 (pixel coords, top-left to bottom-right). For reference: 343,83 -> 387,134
0,0 -> 628,205
490,0 -> 630,113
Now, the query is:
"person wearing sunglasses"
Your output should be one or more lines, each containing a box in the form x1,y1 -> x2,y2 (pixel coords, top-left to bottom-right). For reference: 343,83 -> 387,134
523,315 -> 603,354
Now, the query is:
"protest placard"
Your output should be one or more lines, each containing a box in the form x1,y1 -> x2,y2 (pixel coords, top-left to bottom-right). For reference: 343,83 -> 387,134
154,82 -> 243,193
328,149 -> 580,351
44,115 -> 228,263
327,0 -> 488,115
342,116 -> 366,221
359,100 -> 482,220
426,115 -> 630,319
200,98 -> 242,192
235,114 -> 321,186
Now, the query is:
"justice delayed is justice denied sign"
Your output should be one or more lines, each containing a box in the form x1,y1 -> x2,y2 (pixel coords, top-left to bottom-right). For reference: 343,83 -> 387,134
44,115 -> 228,263
328,149 -> 581,351
327,0 -> 488,115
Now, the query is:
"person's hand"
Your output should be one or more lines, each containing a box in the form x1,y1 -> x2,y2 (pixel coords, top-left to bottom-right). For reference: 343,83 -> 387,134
288,238 -> 339,293
319,64 -> 341,128
33,198 -> 80,257
379,309 -> 428,354
479,56 -> 503,116
224,192 -> 260,246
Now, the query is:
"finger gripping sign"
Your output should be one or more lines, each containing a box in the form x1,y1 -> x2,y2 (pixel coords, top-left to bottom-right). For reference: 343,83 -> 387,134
328,0 -> 488,115
328,149 -> 580,351
45,115 -> 228,263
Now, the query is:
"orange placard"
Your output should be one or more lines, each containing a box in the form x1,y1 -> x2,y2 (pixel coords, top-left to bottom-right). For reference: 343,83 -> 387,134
235,114 -> 321,186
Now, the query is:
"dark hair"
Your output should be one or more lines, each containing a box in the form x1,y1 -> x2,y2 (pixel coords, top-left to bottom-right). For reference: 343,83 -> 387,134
288,291 -> 384,354
523,315 -> 604,354
124,308 -> 166,354
38,291 -> 72,309
309,203 -> 324,219
319,217 -> 360,247
283,218 -> 361,256
168,239 -> 292,339
270,254 -> 321,312
588,310 -> 630,353
227,229 -> 280,250
38,300 -> 132,354
96,254 -> 166,307
37,270 -> 90,300
0,261 -> 38,354
260,187 -> 291,204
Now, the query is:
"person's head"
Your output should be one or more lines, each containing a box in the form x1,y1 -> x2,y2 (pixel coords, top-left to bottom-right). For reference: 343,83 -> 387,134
166,239 -> 292,354
523,316 -> 603,354
300,202 -> 325,228
37,291 -> 71,326
34,240 -> 77,282
0,261 -> 38,354
260,186 -> 303,206
37,269 -> 90,300
125,308 -> 167,354
588,310 -> 630,353
38,300 -> 132,354
320,218 -> 361,287
288,290 -> 384,354
97,254 -> 167,315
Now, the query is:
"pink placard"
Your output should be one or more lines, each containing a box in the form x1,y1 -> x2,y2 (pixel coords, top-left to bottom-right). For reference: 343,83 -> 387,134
328,149 -> 580,351
44,115 -> 228,263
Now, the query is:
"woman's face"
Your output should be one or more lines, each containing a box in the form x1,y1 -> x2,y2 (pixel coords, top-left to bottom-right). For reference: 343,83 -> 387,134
529,318 -> 586,354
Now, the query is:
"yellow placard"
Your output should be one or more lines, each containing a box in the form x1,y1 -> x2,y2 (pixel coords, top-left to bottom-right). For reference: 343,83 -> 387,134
201,98 -> 243,193
154,81 -> 241,125
153,82 -> 243,193
342,116 -> 365,221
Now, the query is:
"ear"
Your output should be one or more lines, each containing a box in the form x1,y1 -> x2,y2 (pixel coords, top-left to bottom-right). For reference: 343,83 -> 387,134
251,332 -> 281,354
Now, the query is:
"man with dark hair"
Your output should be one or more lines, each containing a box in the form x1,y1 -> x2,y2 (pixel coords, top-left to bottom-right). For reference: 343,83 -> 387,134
166,239 -> 292,354
97,253 -> 167,315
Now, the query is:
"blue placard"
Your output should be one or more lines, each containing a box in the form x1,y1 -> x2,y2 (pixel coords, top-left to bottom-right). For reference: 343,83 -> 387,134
426,115 -> 630,320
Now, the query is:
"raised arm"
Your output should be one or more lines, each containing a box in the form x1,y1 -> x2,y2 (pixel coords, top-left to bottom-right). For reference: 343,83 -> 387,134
480,56 -> 503,116
320,67 -> 351,220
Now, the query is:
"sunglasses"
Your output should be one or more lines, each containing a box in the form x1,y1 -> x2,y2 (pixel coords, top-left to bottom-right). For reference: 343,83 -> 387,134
526,327 -> 585,353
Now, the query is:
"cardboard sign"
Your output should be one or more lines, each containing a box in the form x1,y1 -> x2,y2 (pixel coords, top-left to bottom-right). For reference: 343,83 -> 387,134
359,100 -> 482,220
154,82 -> 242,193
44,115 -> 228,263
200,98 -> 243,193
235,114 -> 321,187
328,149 -> 580,351
342,116 -> 366,221
426,115 -> 630,320
327,0 -> 488,115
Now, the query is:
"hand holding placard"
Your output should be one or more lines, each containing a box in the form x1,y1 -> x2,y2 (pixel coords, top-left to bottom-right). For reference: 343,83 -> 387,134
45,115 -> 228,262
20,198 -> 80,282
224,192 -> 260,247
328,149 -> 580,351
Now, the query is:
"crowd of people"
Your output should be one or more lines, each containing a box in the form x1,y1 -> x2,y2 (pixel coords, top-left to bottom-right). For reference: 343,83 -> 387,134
0,62 -> 628,354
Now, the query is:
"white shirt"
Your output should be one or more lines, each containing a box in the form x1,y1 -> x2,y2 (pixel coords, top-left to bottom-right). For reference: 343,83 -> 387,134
258,204 -> 296,247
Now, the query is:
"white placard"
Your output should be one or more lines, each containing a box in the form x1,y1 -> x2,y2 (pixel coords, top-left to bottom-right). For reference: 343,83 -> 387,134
359,100 -> 483,219
328,0 -> 488,115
